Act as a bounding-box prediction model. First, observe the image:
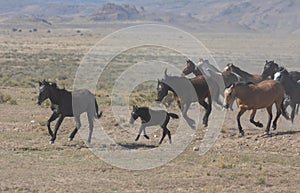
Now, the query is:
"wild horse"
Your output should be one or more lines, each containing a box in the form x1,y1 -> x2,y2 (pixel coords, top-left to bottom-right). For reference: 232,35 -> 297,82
37,80 -> 102,144
223,80 -> 286,136
274,68 -> 300,123
156,69 -> 212,128
129,105 -> 179,144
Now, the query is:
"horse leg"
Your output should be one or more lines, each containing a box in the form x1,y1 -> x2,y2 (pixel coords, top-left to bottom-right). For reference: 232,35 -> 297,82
290,103 -> 296,124
47,112 -> 59,137
160,115 -> 171,144
264,106 -> 273,135
249,109 -> 263,128
272,101 -> 282,130
237,108 -> 246,137
50,115 -> 65,144
87,113 -> 94,144
142,127 -> 149,139
182,103 -> 195,128
135,125 -> 145,141
69,115 -> 81,141
199,97 -> 212,127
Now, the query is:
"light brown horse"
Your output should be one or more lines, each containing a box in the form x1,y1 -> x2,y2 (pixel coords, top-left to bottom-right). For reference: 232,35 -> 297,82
223,63 -> 263,83
223,80 -> 285,136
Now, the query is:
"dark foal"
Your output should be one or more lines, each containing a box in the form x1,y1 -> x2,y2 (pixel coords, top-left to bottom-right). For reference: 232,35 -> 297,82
37,80 -> 102,144
129,105 -> 179,144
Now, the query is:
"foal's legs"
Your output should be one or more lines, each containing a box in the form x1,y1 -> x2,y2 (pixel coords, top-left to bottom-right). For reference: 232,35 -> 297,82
50,115 -> 65,144
47,112 -> 59,137
135,125 -> 146,141
237,108 -> 246,137
290,103 -> 297,124
69,115 -> 81,141
249,109 -> 263,128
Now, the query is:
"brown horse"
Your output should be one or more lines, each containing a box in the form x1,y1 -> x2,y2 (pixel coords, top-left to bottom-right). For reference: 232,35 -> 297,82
156,69 -> 212,128
223,80 -> 285,136
223,63 -> 263,83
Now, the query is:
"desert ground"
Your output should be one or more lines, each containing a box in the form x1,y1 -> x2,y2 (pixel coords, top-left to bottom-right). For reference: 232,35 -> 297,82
0,23 -> 300,192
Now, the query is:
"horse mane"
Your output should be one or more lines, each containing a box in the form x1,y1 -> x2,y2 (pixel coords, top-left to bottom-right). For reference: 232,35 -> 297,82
230,64 -> 254,77
43,80 -> 69,93
235,82 -> 255,87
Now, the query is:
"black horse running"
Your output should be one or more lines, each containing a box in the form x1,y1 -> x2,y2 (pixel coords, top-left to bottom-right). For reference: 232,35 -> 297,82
130,105 -> 178,144
37,80 -> 102,144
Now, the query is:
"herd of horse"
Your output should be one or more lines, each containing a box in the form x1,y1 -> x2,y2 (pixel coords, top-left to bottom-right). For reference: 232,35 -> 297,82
37,59 -> 300,144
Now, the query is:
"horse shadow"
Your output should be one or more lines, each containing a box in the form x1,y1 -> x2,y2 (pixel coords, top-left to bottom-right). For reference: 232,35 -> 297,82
118,142 -> 158,150
260,130 -> 300,138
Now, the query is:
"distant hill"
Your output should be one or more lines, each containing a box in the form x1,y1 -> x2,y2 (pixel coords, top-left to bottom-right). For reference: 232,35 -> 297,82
0,0 -> 300,33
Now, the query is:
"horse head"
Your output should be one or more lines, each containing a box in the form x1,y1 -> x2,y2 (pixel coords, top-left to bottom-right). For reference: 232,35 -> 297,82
37,80 -> 56,105
182,59 -> 196,75
262,60 -> 279,79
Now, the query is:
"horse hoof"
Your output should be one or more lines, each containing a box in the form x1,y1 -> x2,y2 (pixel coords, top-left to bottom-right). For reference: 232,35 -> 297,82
68,137 -> 73,142
203,123 -> 208,128
238,131 -> 245,137
144,135 -> 150,139
258,123 -> 263,128
49,141 -> 54,144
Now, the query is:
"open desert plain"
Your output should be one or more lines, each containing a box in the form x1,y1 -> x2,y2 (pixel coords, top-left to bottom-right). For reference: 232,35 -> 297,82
0,1 -> 300,192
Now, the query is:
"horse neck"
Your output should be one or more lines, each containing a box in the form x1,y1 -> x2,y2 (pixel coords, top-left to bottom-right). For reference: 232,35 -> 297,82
48,87 -> 69,105
193,68 -> 202,76
137,108 -> 150,121
232,66 -> 253,78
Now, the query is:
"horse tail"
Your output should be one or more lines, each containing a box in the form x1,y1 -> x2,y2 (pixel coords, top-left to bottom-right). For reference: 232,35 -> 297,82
168,113 -> 179,119
94,99 -> 102,119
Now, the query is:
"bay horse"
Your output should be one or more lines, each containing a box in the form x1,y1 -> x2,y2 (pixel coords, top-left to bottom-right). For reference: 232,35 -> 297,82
262,60 -> 300,81
223,63 -> 263,83
129,105 -> 179,144
274,68 -> 300,123
156,69 -> 212,128
182,59 -> 223,108
223,80 -> 285,136
37,80 -> 102,144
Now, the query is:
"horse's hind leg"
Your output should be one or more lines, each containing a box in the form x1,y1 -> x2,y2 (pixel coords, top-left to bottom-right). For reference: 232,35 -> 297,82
199,98 -> 212,127
47,112 -> 59,137
272,102 -> 282,130
265,106 -> 273,135
249,109 -> 263,128
87,113 -> 94,144
159,127 -> 171,144
69,115 -> 81,141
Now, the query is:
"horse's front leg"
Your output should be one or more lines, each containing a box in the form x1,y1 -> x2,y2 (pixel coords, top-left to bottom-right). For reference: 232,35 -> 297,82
199,97 -> 212,127
290,103 -> 297,124
47,112 -> 59,137
182,103 -> 195,129
265,106 -> 273,135
135,125 -> 146,141
249,109 -> 263,128
50,115 -> 65,144
237,108 -> 246,137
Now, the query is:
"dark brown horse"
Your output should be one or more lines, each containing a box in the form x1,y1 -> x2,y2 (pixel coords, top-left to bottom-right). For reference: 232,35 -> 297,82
182,59 -> 223,108
223,80 -> 285,136
156,69 -> 212,128
223,63 -> 263,83
38,80 -> 102,144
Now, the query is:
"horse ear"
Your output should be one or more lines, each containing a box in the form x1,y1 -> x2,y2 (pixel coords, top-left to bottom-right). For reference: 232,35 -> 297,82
164,68 -> 168,78
39,81 -> 42,86
266,60 -> 268,63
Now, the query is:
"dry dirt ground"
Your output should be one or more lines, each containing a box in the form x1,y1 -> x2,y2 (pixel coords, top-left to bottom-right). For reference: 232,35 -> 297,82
0,26 -> 300,192
0,87 -> 299,193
